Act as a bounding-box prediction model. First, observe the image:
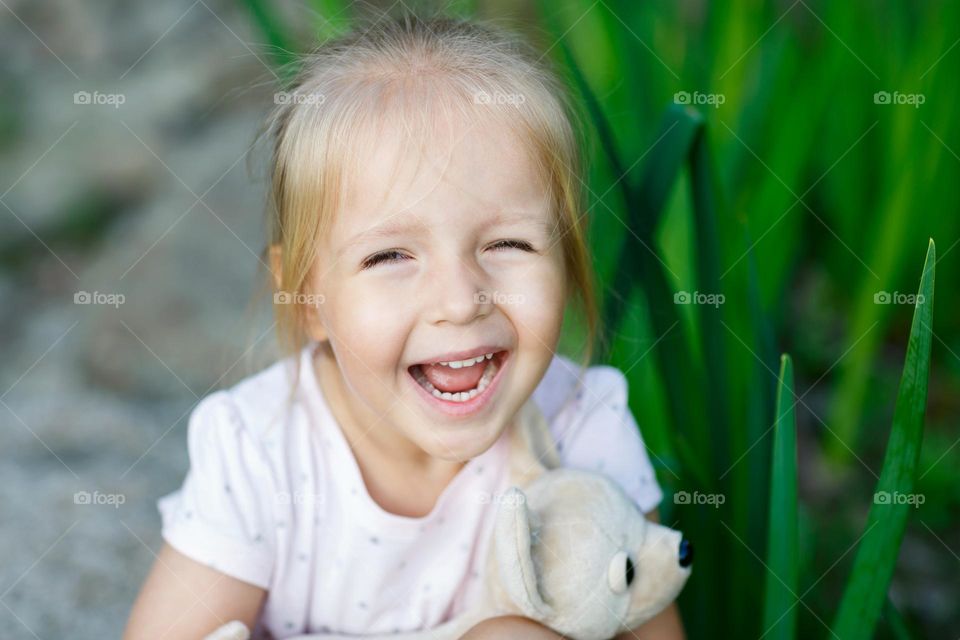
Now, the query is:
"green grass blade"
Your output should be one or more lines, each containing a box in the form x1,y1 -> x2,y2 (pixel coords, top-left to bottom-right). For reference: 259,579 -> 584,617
555,38 -> 633,216
689,126 -> 730,481
742,221 -> 776,545
762,354 -> 798,640
634,105 -> 705,238
882,597 -> 915,640
546,12 -> 711,484
442,0 -> 476,17
602,106 -> 704,345
831,239 -> 936,639
239,0 -> 300,83
307,0 -> 350,41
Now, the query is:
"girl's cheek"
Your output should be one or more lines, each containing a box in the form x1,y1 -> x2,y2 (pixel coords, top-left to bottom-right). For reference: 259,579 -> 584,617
497,253 -> 565,298
315,277 -> 402,347
493,259 -> 566,330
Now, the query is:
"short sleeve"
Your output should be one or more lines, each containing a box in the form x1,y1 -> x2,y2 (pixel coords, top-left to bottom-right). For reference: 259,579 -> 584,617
547,363 -> 664,514
157,391 -> 276,589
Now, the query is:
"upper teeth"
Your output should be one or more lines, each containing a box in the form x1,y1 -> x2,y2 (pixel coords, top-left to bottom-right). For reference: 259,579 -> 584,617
438,352 -> 495,368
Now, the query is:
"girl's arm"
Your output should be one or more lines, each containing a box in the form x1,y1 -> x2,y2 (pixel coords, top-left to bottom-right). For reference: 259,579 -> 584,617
460,615 -> 565,639
615,603 -> 684,640
614,509 -> 686,640
123,542 -> 267,640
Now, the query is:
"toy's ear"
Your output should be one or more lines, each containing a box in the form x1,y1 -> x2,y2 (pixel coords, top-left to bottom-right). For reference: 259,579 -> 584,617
494,486 -> 555,621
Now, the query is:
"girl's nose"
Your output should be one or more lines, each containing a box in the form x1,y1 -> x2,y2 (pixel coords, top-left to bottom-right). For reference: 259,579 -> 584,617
426,255 -> 490,326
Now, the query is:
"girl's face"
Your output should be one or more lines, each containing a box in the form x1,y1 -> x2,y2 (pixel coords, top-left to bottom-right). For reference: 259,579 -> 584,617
305,113 -> 567,465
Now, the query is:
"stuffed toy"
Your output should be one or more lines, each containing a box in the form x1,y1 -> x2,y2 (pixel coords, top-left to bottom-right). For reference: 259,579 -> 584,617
205,400 -> 693,640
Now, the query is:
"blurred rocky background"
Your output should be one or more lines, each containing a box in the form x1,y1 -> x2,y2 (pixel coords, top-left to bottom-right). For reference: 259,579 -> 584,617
1,1 -> 284,636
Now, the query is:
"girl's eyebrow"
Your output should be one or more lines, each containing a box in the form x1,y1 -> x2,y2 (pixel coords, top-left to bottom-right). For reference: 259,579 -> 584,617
339,217 -> 429,257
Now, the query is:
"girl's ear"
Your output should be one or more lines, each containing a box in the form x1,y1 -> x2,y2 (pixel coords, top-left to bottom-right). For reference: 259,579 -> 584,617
270,243 -> 329,343
269,244 -> 283,290
303,305 -> 328,343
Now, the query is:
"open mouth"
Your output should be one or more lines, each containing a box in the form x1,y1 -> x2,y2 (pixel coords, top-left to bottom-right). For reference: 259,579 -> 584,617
408,350 -> 509,404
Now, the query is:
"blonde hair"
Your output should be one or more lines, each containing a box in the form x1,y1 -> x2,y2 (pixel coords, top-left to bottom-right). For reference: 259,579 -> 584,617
258,10 -> 598,389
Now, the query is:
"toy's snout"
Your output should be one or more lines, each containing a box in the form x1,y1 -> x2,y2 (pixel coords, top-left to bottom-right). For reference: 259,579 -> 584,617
678,537 -> 694,568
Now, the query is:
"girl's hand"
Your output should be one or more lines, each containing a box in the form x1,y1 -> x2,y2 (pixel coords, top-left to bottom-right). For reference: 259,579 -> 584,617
203,620 -> 251,640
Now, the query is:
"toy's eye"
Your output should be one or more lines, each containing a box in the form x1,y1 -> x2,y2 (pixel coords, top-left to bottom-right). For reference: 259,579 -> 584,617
608,550 -> 635,593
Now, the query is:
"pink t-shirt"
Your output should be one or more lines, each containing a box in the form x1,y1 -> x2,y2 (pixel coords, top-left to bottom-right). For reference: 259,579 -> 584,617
157,343 -> 662,638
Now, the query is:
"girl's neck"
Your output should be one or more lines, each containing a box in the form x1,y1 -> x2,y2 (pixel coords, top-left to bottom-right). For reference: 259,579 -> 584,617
311,342 -> 467,481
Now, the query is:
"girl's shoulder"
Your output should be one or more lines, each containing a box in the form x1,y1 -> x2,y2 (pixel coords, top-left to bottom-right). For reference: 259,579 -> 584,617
158,354 -> 306,590
180,349 -> 313,481
197,349 -> 307,440
532,353 -> 663,513
532,353 -> 632,423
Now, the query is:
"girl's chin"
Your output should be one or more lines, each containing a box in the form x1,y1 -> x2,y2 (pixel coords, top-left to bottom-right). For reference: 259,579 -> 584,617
414,419 -> 504,461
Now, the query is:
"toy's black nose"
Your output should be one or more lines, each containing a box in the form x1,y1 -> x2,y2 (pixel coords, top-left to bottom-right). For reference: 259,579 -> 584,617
678,538 -> 694,568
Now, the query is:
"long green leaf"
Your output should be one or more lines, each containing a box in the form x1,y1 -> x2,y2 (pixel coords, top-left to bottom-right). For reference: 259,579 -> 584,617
689,125 -> 730,482
556,35 -> 711,485
307,0 -> 350,41
882,597 -> 915,640
240,0 -> 300,83
831,239 -> 936,638
598,107 -> 710,449
762,354 -> 798,640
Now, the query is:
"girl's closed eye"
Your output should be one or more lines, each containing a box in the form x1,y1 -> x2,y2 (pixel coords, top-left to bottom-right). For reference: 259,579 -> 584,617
360,239 -> 536,270
488,238 -> 536,252
361,249 -> 410,270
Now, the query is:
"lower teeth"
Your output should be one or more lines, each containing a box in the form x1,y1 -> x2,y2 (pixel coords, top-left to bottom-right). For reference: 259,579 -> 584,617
413,358 -> 499,403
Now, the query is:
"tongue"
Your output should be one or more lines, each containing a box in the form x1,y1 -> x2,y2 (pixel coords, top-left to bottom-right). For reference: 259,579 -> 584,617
420,359 -> 487,393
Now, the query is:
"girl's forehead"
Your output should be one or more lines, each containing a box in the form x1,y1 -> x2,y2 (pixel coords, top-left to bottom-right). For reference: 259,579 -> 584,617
333,109 -> 549,238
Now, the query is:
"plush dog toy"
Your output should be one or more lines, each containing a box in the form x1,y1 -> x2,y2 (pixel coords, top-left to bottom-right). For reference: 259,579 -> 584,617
205,401 -> 692,640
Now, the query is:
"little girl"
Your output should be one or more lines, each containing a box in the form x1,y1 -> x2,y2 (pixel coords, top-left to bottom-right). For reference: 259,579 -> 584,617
124,12 -> 683,640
